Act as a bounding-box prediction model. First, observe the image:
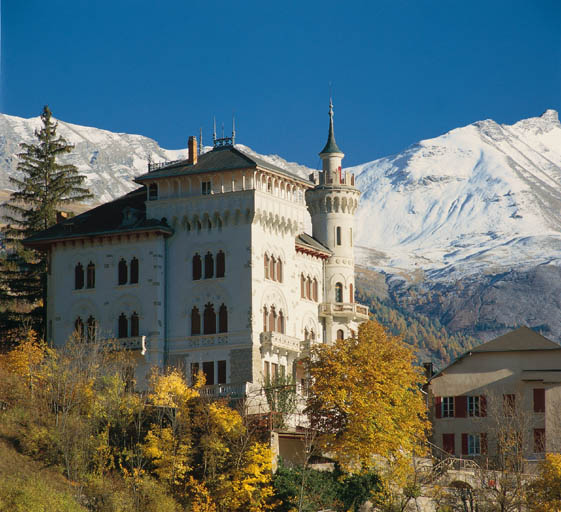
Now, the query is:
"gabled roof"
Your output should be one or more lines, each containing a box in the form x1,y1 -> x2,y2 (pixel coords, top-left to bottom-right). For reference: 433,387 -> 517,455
23,188 -> 172,247
135,145 -> 310,185
429,326 -> 561,381
295,233 -> 332,258
472,326 -> 560,353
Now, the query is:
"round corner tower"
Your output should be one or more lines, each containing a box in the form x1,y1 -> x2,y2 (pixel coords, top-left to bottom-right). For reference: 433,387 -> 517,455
306,101 -> 361,328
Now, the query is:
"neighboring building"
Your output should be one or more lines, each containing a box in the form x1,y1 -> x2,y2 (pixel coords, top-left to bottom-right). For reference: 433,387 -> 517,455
428,326 -> 561,460
24,102 -> 369,393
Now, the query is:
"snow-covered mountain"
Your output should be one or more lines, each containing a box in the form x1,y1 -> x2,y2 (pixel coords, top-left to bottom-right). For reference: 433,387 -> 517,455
2,109 -> 561,282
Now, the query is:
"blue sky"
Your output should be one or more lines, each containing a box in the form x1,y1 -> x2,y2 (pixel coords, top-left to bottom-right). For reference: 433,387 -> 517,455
1,0 -> 560,167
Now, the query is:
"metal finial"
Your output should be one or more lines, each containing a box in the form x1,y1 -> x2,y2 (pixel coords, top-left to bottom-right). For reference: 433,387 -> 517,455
213,117 -> 216,144
232,114 -> 236,145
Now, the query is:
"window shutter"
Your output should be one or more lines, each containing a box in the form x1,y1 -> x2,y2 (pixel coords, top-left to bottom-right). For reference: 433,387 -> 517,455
534,388 -> 545,413
435,396 -> 442,418
480,395 -> 487,417
481,433 -> 488,454
455,396 -> 467,418
462,433 -> 468,455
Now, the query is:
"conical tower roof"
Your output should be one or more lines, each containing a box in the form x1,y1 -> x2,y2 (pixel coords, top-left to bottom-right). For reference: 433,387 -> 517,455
319,100 -> 343,155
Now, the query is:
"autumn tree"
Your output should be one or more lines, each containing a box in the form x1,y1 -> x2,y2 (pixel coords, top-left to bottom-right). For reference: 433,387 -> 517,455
0,105 -> 92,334
306,320 -> 429,506
528,453 -> 561,511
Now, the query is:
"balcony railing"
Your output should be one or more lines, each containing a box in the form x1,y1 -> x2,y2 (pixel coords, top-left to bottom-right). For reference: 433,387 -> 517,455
199,382 -> 249,398
113,336 -> 147,354
188,334 -> 229,348
260,331 -> 302,354
319,302 -> 370,319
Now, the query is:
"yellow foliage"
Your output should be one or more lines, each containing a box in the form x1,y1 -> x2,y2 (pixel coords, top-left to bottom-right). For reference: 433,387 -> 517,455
149,369 -> 200,410
528,453 -> 561,511
143,427 -> 191,486
187,477 -> 217,512
306,320 -> 429,475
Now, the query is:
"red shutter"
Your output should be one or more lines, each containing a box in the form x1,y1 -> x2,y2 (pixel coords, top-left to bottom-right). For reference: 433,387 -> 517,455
435,396 -> 442,418
462,433 -> 468,455
480,395 -> 487,417
443,433 -> 455,454
456,396 -> 467,418
534,389 -> 545,413
481,433 -> 488,454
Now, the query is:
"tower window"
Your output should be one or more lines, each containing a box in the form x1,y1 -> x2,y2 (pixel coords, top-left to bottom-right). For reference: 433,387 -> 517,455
306,277 -> 311,300
264,254 -> 270,279
300,274 -> 305,298
216,251 -> 225,278
74,263 -> 84,290
263,307 -> 268,332
335,282 -> 343,303
204,252 -> 214,279
276,259 -> 283,283
270,256 -> 276,281
336,226 -> 341,246
218,360 -> 227,384
337,329 -> 344,341
130,312 -> 139,337
191,307 -> 201,335
118,313 -> 128,338
349,283 -> 354,303
278,310 -> 285,334
130,257 -> 139,284
86,262 -> 95,289
118,258 -> 128,285
269,306 -> 276,332
75,317 -> 84,340
86,316 -> 97,342
192,253 -> 202,280
313,278 -> 318,302
218,304 -> 228,333
148,183 -> 158,200
350,228 -> 353,246
203,303 -> 216,335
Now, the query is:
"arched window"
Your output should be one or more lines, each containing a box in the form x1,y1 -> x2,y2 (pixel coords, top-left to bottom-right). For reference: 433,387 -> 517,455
337,329 -> 344,341
192,253 -> 202,280
218,304 -> 228,333
216,251 -> 225,278
74,317 -> 84,340
204,252 -> 214,279
349,283 -> 354,303
269,256 -> 276,281
86,262 -> 95,289
313,278 -> 318,302
148,183 -> 158,200
264,254 -> 270,279
336,226 -> 341,246
306,277 -> 312,300
300,274 -> 305,298
203,303 -> 216,335
276,259 -> 283,283
269,306 -> 276,332
263,307 -> 268,332
130,312 -> 139,337
118,313 -> 128,338
118,258 -> 128,285
87,316 -> 97,342
191,307 -> 201,335
75,263 -> 84,289
130,257 -> 139,284
278,310 -> 285,334
335,282 -> 343,303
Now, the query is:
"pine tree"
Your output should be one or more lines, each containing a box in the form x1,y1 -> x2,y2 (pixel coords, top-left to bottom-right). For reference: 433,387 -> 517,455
0,105 -> 92,336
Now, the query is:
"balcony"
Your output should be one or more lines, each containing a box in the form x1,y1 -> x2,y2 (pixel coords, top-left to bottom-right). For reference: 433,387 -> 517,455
188,334 -> 229,348
113,336 -> 147,354
199,382 -> 249,399
319,302 -> 370,320
260,331 -> 302,354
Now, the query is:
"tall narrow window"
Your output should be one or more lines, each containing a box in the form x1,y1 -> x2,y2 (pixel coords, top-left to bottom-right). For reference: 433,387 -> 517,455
87,316 -> 97,342
203,303 -> 216,335
270,256 -> 276,281
217,360 -> 227,384
75,263 -> 84,289
300,274 -> 305,298
534,388 -> 545,413
335,282 -> 343,303
278,310 -> 285,334
130,312 -> 139,337
312,279 -> 318,302
337,329 -> 344,340
86,262 -> 95,289
306,277 -> 311,299
216,251 -> 225,278
349,283 -> 354,303
201,181 -> 211,195
263,307 -> 268,332
191,362 -> 200,385
118,313 -> 128,338
350,227 -> 353,246
202,361 -> 214,385
277,259 -> 283,283
534,428 -> 546,453
148,183 -> 158,200
191,307 -> 201,335
75,317 -> 84,340
204,252 -> 214,279
336,226 -> 341,246
130,257 -> 139,284
192,253 -> 202,280
218,304 -> 228,333
269,306 -> 276,332
118,258 -> 128,285
264,254 -> 270,279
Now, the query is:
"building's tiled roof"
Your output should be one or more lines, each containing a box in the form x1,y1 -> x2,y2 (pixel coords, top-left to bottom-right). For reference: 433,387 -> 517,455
24,188 -> 172,247
135,145 -> 310,185
472,326 -> 560,353
295,233 -> 332,256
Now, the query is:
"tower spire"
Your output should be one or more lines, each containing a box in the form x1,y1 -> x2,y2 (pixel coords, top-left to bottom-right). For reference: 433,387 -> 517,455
319,98 -> 342,155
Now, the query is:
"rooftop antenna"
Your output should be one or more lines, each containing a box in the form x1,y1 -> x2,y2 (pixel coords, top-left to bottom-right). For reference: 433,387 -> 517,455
213,117 -> 216,145
232,113 -> 236,145
199,127 -> 202,155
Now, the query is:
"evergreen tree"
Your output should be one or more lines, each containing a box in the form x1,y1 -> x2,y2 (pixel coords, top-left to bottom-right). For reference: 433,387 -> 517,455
0,105 -> 92,336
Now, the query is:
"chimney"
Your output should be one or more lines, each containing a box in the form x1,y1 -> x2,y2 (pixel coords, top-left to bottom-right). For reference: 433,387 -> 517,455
188,136 -> 198,165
